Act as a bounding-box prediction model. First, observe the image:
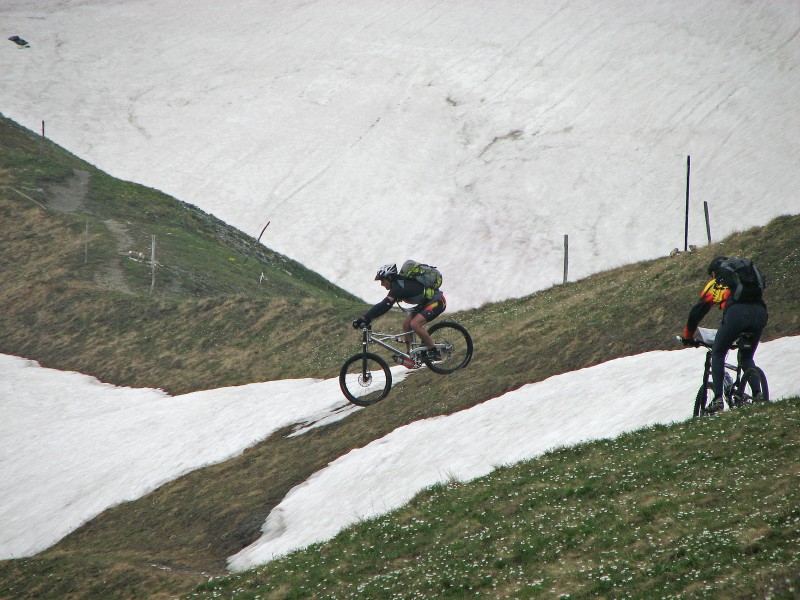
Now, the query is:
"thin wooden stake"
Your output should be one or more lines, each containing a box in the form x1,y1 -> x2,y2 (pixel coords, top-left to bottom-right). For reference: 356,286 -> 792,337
39,120 -> 45,159
244,221 -> 270,263
150,235 -> 156,295
684,155 -> 691,252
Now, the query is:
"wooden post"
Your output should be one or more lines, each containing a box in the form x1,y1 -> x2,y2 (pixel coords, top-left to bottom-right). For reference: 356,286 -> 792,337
563,234 -> 569,284
244,220 -> 270,263
703,201 -> 712,244
39,120 -> 45,159
150,235 -> 156,295
684,155 -> 691,252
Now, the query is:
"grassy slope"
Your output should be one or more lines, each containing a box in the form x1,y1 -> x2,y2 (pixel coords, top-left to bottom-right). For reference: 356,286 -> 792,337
0,115 -> 361,393
0,114 -> 798,598
193,398 -> 800,600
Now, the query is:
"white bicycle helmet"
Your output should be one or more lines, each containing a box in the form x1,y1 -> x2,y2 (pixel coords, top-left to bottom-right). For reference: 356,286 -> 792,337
375,263 -> 398,280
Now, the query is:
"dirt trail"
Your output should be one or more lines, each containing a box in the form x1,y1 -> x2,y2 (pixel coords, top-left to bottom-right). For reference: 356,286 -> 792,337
46,169 -> 134,294
46,168 -> 89,213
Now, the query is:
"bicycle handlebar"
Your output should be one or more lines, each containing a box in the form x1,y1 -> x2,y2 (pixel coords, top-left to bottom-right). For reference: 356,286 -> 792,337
675,335 -> 752,350
676,335 -> 704,348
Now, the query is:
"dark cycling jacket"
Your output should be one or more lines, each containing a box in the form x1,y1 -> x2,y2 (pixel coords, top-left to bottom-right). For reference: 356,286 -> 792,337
683,274 -> 769,340
362,278 -> 436,323
683,278 -> 730,340
683,279 -> 731,340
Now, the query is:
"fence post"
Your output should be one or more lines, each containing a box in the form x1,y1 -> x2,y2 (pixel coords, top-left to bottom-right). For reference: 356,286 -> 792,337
563,234 -> 569,284
39,120 -> 45,160
703,201 -> 712,244
684,155 -> 691,252
150,235 -> 156,295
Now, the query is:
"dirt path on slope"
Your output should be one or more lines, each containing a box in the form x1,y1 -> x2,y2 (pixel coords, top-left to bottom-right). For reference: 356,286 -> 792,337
45,169 -> 134,294
46,168 -> 90,213
94,218 -> 135,294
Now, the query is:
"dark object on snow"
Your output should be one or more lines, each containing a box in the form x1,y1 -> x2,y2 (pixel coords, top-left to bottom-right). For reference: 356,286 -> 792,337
9,35 -> 30,47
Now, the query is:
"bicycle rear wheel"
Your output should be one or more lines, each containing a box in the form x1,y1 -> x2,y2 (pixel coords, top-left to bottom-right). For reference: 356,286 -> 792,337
738,366 -> 769,404
423,321 -> 473,374
339,352 -> 392,406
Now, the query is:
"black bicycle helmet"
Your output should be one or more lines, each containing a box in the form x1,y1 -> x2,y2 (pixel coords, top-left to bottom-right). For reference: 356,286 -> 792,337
707,255 -> 728,276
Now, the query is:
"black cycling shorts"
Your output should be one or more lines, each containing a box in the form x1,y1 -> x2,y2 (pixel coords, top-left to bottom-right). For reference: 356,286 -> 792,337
413,294 -> 446,322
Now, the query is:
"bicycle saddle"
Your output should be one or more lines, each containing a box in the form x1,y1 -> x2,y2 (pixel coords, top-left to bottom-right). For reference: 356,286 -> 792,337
736,332 -> 756,351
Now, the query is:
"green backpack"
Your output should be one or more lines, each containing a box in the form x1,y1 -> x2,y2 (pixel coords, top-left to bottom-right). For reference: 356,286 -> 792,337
399,260 -> 443,301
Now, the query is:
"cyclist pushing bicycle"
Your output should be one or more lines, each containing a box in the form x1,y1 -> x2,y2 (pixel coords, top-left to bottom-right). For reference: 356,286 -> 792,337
352,262 -> 446,362
680,255 -> 768,413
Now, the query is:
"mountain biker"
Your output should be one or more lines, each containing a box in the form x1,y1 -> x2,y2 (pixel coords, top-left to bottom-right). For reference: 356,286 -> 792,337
352,263 -> 446,360
681,255 -> 768,413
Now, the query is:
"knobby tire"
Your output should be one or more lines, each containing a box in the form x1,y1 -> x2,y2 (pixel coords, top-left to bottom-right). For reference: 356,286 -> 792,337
339,352 -> 392,406
693,366 -> 769,416
694,382 -> 714,417
423,321 -> 473,374
740,366 -> 769,404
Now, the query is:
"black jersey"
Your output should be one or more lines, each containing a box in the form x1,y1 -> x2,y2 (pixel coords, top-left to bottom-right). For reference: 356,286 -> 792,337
362,278 -> 437,323
389,278 -> 427,304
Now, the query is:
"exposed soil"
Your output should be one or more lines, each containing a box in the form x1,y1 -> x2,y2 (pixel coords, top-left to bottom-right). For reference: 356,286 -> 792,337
45,168 -> 134,294
45,168 -> 89,213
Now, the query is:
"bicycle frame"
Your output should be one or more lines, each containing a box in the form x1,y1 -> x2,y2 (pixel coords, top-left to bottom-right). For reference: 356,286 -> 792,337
358,303 -> 433,363
358,326 -> 426,364
698,346 -> 745,408
692,331 -> 767,411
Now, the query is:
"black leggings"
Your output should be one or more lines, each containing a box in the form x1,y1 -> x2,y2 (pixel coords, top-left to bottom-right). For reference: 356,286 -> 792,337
711,302 -> 768,398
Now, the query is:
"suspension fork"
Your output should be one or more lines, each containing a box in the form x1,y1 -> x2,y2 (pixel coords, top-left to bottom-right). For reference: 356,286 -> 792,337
361,327 -> 370,353
361,328 -> 371,377
703,350 -> 712,388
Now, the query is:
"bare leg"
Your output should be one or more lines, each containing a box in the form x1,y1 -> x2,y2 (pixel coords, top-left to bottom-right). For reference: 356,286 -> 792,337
402,315 -> 414,353
409,313 -> 434,348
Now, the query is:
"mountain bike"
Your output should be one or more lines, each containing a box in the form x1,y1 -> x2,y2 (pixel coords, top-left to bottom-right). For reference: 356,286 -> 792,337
339,319 -> 473,406
680,328 -> 769,417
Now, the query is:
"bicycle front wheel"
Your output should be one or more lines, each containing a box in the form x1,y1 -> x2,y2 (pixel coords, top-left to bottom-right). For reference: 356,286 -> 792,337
739,366 -> 769,404
424,321 -> 473,374
339,352 -> 392,406
694,382 -> 715,417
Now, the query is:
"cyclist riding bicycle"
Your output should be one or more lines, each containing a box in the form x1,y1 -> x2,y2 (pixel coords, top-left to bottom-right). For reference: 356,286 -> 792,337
681,255 -> 768,413
352,263 -> 446,360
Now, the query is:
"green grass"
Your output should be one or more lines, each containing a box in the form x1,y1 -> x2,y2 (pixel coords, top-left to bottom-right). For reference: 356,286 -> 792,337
0,114 -> 362,393
188,399 -> 800,600
1,113 -> 799,599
